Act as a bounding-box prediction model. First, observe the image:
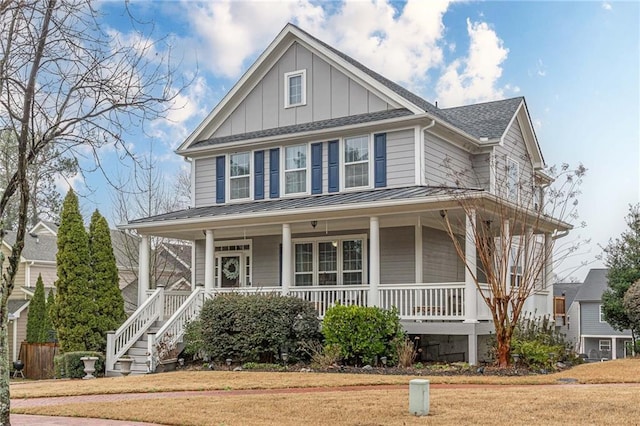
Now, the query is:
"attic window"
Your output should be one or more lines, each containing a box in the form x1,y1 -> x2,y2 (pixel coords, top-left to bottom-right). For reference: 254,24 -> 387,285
284,70 -> 306,108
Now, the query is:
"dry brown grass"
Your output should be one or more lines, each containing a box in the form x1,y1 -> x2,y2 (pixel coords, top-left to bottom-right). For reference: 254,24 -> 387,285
10,358 -> 640,399
12,385 -> 640,425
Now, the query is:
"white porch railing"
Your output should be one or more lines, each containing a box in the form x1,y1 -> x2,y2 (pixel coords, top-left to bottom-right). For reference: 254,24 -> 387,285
106,287 -> 164,371
146,290 -> 192,319
148,287 -> 206,372
289,285 -> 369,318
379,283 -> 466,320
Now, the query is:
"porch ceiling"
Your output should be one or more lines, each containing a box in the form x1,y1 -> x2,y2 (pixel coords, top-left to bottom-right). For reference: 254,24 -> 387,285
119,185 -> 571,240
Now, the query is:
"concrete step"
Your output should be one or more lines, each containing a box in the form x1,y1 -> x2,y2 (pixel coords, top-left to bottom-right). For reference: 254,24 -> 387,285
127,347 -> 148,357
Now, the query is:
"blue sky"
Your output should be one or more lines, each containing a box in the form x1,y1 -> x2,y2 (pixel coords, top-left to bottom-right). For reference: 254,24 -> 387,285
82,0 -> 639,282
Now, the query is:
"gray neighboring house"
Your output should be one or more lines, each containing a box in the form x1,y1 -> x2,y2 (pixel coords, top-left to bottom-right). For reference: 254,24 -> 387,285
570,268 -> 633,360
553,281 -> 582,348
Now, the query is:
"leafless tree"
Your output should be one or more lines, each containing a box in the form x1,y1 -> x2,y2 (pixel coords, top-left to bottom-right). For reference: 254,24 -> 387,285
440,151 -> 586,367
0,0 -> 183,421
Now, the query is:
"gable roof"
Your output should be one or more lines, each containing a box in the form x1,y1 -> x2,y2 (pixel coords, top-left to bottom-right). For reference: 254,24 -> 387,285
554,282 -> 582,308
574,268 -> 609,302
160,242 -> 192,270
8,299 -> 30,318
29,220 -> 59,236
177,23 -> 544,169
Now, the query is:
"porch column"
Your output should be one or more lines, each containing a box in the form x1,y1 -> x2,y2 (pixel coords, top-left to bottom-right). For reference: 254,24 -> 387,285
369,216 -> 380,307
468,333 -> 478,366
282,223 -> 292,295
544,233 -> 554,318
524,227 -> 535,314
464,210 -> 478,323
138,234 -> 150,305
611,337 -> 617,360
415,217 -> 423,284
204,229 -> 215,293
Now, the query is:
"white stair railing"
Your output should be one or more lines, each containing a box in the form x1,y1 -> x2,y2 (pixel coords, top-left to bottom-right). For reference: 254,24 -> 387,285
148,285 -> 206,372
106,287 -> 164,371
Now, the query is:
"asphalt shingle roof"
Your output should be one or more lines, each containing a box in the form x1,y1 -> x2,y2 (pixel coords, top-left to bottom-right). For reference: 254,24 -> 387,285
191,108 -> 413,148
439,97 -> 524,139
554,282 -> 582,308
8,299 -> 29,316
130,186 -> 479,225
574,268 -> 609,302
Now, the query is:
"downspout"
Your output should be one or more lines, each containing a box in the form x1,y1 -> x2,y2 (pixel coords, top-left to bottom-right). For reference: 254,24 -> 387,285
419,120 -> 436,185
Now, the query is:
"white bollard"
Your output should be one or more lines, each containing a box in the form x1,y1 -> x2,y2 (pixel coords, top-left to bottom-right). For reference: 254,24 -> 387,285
409,379 -> 430,416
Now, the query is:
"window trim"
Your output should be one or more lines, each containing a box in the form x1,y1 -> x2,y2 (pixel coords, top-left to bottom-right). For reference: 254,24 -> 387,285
281,143 -> 310,196
341,134 -> 373,191
212,239 -> 253,288
226,151 -> 253,202
506,157 -> 520,203
293,234 -> 368,286
599,304 -> 606,323
284,69 -> 307,108
599,339 -> 611,352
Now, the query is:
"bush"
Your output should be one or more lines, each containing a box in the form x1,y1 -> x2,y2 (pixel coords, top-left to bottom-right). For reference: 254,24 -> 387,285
301,342 -> 342,369
53,351 -> 105,379
322,304 -> 404,365
184,293 -> 322,363
396,338 -> 417,368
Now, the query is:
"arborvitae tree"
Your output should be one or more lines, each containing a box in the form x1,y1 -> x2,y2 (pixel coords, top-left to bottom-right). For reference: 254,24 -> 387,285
89,210 -> 126,353
25,274 -> 47,343
50,189 -> 99,352
44,289 -> 55,343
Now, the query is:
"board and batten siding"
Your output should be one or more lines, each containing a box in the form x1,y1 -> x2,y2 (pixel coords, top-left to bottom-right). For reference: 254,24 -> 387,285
380,226 -> 415,284
212,42 -> 391,138
194,157 -> 216,207
422,227 -> 465,283
580,302 -> 631,336
493,117 -> 535,202
424,133 -> 476,188
386,129 -> 415,187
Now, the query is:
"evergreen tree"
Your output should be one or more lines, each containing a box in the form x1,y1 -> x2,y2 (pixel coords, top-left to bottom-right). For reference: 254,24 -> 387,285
44,289 -> 55,343
50,189 -> 99,352
602,204 -> 640,339
89,210 -> 126,353
25,274 -> 47,343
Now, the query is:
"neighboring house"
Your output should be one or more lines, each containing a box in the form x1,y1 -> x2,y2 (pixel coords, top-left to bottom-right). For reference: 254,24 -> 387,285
112,23 -> 569,375
553,281 -> 582,349
2,220 -> 140,362
566,269 -> 633,360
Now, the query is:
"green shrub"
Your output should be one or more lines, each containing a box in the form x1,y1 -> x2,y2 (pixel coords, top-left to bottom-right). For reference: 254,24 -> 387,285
53,351 -> 105,379
322,304 -> 404,365
184,293 -> 322,363
241,362 -> 286,371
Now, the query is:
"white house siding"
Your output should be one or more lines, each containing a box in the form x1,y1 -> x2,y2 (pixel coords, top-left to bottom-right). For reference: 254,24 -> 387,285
424,133 -> 476,188
422,227 -> 465,283
252,235 -> 280,287
212,43 -> 390,138
380,226 -> 415,284
386,129 -> 415,188
193,157 -> 216,207
493,117 -> 535,203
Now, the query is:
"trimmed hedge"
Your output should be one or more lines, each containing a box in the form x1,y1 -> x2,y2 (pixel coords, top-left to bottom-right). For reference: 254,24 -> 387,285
184,293 -> 322,363
322,304 -> 404,365
54,351 -> 105,379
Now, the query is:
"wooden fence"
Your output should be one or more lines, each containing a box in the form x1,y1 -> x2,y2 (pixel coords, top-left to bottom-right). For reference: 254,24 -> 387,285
18,342 -> 59,379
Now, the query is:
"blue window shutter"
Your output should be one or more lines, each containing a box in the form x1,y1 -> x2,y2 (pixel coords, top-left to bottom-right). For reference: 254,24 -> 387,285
374,133 -> 387,188
328,140 -> 339,193
311,142 -> 322,194
216,155 -> 225,204
269,148 -> 280,198
254,150 -> 264,200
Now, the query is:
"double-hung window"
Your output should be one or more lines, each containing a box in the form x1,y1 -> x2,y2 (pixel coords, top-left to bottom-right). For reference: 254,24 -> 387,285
510,245 -> 523,288
284,70 -> 306,108
294,236 -> 366,286
506,158 -> 520,202
599,339 -> 611,352
599,304 -> 606,323
229,152 -> 251,200
284,144 -> 307,194
344,135 -> 369,188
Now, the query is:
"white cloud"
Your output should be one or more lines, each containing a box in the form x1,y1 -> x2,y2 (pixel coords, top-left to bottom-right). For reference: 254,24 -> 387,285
602,2 -> 612,11
435,18 -> 509,107
187,0 -> 451,89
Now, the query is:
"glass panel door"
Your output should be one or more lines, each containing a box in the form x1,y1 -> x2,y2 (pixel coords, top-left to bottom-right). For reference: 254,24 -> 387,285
220,255 -> 241,288
318,242 -> 337,285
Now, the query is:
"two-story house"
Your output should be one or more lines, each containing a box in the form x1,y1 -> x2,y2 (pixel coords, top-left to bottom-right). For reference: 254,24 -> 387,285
564,269 -> 633,360
110,23 -> 570,375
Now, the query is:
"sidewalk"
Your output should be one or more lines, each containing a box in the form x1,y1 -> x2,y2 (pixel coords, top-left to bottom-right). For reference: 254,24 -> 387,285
11,414 -> 162,425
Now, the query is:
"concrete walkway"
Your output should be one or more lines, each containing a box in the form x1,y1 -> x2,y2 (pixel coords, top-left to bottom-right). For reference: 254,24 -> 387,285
11,414 -> 162,425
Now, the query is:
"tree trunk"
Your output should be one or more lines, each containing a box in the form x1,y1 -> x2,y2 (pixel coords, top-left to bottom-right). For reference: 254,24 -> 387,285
0,296 -> 10,425
495,335 -> 511,368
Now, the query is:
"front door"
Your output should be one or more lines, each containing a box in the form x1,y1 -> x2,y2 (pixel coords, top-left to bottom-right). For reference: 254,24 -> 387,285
220,255 -> 242,288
